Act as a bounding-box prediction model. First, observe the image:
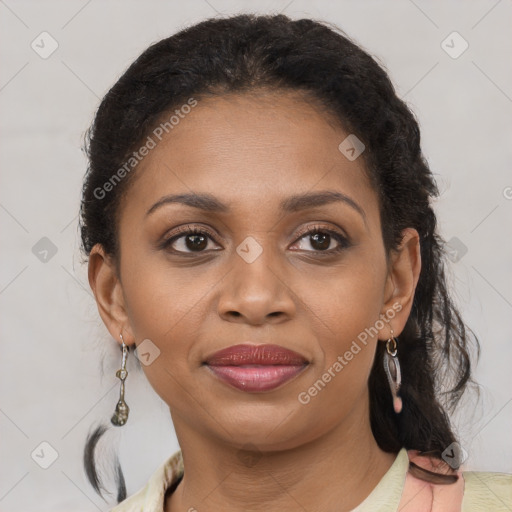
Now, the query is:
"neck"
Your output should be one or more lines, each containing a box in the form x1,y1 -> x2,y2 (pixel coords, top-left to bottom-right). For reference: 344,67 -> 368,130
165,402 -> 397,512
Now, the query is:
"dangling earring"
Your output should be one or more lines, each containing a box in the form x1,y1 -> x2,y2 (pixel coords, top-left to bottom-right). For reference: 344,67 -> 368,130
383,329 -> 403,414
111,333 -> 130,426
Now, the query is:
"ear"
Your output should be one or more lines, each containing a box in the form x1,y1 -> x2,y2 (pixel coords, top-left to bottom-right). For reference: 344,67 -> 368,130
377,227 -> 421,340
88,244 -> 135,347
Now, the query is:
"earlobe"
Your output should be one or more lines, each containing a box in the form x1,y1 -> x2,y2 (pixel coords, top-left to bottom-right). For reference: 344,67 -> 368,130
379,228 -> 421,338
88,244 -> 133,344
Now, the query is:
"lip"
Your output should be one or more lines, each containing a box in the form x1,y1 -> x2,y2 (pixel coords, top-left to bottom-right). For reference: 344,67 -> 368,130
204,344 -> 309,392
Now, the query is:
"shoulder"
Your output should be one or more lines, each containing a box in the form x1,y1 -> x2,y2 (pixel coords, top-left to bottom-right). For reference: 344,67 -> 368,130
462,470 -> 512,512
109,450 -> 184,512
403,450 -> 512,511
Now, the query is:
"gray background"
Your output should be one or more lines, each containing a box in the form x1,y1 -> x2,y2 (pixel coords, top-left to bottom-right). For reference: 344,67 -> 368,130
1,0 -> 511,510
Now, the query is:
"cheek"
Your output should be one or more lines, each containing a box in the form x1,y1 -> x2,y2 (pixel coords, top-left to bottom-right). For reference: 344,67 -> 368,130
298,256 -> 386,400
121,247 -> 209,337
120,250 -> 219,397
312,256 -> 386,345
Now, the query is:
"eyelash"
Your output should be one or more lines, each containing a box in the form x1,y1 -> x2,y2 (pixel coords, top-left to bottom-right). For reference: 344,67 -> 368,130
159,224 -> 350,255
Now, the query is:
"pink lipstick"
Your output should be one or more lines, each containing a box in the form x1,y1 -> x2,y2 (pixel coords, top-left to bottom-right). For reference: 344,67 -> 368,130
204,344 -> 309,392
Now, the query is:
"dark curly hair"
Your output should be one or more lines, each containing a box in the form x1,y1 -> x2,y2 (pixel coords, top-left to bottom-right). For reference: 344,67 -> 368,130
79,13 -> 480,503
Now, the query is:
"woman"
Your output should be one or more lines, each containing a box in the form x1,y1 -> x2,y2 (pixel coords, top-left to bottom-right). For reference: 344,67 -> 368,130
80,14 -> 512,511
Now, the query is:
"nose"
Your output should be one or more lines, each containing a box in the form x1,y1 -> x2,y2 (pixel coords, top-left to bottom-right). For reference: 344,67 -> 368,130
217,243 -> 296,326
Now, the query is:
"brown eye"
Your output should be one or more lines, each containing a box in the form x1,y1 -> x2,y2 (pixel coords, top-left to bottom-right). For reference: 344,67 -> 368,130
183,233 -> 208,251
309,232 -> 331,251
291,227 -> 350,254
161,227 -> 219,254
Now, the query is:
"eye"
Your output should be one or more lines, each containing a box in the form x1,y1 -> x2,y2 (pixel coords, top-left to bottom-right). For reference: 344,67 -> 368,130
291,225 -> 350,254
160,226 -> 221,254
160,224 -> 350,255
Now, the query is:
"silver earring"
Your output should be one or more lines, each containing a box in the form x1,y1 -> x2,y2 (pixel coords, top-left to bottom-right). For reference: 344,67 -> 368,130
383,329 -> 403,414
111,333 -> 130,426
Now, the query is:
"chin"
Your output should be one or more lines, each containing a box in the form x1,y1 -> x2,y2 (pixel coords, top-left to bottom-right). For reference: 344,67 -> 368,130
211,404 -> 318,451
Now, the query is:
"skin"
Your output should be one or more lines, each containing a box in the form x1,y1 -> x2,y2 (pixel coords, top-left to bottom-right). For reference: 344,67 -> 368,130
88,90 -> 421,512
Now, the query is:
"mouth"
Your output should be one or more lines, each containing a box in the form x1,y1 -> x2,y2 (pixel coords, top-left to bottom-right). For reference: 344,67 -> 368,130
203,344 -> 309,392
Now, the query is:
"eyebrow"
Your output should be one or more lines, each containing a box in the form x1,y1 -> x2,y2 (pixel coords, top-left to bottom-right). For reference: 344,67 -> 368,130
146,190 -> 367,224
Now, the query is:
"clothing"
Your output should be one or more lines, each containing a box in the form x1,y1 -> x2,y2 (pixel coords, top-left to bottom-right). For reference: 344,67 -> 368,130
110,448 -> 512,511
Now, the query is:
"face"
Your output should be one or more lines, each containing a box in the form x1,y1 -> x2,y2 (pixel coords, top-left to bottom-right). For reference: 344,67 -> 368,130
91,90 -> 418,452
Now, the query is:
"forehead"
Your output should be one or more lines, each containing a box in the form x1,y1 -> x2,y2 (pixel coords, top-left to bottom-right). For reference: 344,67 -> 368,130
119,91 -> 379,224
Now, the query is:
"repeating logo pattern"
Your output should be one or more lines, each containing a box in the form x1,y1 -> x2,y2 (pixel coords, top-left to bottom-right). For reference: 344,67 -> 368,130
1,1 -> 510,510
